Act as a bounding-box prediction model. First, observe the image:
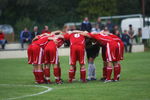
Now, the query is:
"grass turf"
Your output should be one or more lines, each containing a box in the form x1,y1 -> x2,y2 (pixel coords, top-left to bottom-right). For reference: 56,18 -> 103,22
0,51 -> 150,100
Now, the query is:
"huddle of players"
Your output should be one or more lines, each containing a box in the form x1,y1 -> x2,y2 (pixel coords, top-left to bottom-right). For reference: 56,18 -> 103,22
27,28 -> 124,84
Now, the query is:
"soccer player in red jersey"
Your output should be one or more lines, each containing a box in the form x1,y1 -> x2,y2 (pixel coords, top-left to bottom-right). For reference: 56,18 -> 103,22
59,31 -> 86,83
73,30 -> 119,82
27,31 -> 60,84
44,32 -> 64,84
27,33 -> 50,84
103,29 -> 124,81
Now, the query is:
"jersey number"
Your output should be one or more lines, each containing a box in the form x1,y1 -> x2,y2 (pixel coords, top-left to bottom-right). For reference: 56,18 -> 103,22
74,34 -> 80,38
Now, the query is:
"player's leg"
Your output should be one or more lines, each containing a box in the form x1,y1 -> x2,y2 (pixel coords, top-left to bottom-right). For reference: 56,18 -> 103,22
68,65 -> 76,83
87,57 -> 96,80
104,61 -> 113,82
49,47 -> 62,84
91,61 -> 96,80
100,61 -> 107,81
79,46 -> 86,83
68,46 -> 77,83
115,42 -> 124,80
86,49 -> 92,80
36,64 -> 45,84
32,64 -> 40,83
43,64 -> 51,84
33,45 -> 45,84
27,45 -> 40,83
80,64 -> 86,83
53,63 -> 63,84
113,61 -> 120,81
43,45 -> 51,83
57,62 -> 62,80
104,43 -> 114,82
117,62 -> 121,80
90,46 -> 100,80
101,46 -> 108,81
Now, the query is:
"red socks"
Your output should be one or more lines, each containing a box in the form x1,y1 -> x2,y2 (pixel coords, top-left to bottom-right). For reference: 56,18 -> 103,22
37,70 -> 45,84
33,70 -> 39,83
68,69 -> 74,82
106,67 -> 112,80
117,63 -> 121,80
58,67 -> 61,78
44,68 -> 50,83
114,65 -> 119,80
103,67 -> 107,78
73,67 -> 76,79
54,67 -> 61,83
80,67 -> 86,82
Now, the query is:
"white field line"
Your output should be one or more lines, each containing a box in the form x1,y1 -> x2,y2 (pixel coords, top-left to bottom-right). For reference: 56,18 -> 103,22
0,84 -> 53,100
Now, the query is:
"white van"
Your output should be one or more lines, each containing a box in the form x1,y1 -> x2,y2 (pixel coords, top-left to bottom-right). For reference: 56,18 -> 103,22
121,17 -> 150,39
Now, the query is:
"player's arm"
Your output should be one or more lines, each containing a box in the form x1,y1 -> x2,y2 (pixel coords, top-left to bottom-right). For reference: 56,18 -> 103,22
48,36 -> 58,44
32,36 -> 39,42
55,34 -> 65,39
51,30 -> 62,35
76,31 -> 92,38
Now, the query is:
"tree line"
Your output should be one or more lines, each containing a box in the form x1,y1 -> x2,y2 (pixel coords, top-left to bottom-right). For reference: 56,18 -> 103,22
0,0 -> 149,34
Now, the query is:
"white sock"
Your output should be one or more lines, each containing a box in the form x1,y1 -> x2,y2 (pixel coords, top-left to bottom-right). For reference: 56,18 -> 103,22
88,63 -> 93,79
91,64 -> 96,78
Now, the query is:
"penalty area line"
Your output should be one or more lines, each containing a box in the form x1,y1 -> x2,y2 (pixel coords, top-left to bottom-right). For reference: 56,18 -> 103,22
0,84 -> 53,100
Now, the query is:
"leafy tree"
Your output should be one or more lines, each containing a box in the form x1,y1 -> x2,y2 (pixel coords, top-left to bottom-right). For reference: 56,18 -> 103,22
77,0 -> 117,19
116,0 -> 141,15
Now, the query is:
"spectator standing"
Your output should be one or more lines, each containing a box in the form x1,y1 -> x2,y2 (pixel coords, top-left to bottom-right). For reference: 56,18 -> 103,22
115,30 -> 122,39
112,25 -> 120,35
31,26 -> 40,40
81,17 -> 92,32
0,30 -> 7,49
91,24 -> 101,33
121,30 -> 132,53
106,20 -> 114,33
41,25 -> 51,34
96,17 -> 104,31
20,27 -> 31,49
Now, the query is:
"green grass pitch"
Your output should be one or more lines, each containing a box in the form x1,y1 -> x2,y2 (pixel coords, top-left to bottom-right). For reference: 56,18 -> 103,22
0,51 -> 150,100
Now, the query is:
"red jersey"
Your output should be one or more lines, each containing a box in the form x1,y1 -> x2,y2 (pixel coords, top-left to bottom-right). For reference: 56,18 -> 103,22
48,35 -> 64,48
0,33 -> 5,40
88,33 -> 115,46
63,33 -> 85,47
109,34 -> 122,43
32,35 -> 49,47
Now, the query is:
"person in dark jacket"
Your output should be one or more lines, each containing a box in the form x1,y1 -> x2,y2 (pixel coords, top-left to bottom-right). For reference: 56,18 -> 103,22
81,17 -> 92,32
20,27 -> 31,49
121,30 -> 132,52
31,26 -> 40,40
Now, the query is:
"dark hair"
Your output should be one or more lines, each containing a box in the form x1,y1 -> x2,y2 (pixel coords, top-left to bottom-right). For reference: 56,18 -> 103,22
129,24 -> 132,27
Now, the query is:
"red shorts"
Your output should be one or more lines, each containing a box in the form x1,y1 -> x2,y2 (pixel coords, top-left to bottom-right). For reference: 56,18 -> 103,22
116,42 -> 124,60
27,44 -> 44,65
44,42 -> 59,64
70,45 -> 85,65
102,42 -> 119,62
119,42 -> 124,60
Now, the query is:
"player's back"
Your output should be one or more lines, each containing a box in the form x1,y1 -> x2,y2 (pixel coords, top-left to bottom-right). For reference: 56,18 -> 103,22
92,33 -> 114,46
109,34 -> 122,42
32,35 -> 49,46
68,33 -> 85,46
